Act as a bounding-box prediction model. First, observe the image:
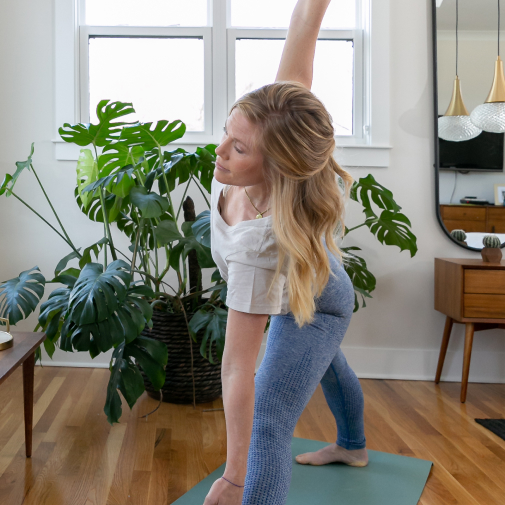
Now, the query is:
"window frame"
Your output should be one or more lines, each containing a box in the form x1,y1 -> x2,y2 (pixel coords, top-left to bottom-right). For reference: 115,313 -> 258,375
227,28 -> 363,144
79,25 -> 214,139
53,0 -> 391,167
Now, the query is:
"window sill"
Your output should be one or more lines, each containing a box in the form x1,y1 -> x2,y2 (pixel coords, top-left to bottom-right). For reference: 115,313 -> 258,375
52,139 -> 391,168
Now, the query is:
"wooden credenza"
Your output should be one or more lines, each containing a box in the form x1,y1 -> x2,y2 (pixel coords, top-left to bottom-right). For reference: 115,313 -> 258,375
440,204 -> 505,233
434,258 -> 505,402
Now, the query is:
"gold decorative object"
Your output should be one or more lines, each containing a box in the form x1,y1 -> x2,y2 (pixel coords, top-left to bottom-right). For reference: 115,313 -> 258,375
444,77 -> 470,116
469,0 -> 505,133
0,317 -> 14,351
438,0 -> 482,141
484,56 -> 505,104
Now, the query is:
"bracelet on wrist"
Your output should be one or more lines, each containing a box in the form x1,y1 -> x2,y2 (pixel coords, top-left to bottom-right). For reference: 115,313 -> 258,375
221,476 -> 245,488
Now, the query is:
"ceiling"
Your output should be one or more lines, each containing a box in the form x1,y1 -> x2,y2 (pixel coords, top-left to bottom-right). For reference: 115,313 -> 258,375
437,0 -> 500,31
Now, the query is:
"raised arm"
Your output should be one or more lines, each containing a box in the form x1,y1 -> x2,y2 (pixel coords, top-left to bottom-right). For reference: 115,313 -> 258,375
275,0 -> 332,89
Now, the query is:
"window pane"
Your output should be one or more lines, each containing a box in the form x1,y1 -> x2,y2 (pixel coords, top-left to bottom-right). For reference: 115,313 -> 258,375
231,0 -> 356,28
89,38 -> 205,131
85,0 -> 207,27
235,39 -> 354,135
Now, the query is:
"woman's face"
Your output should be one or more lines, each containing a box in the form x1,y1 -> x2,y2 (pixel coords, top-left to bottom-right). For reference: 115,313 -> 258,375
214,108 -> 266,186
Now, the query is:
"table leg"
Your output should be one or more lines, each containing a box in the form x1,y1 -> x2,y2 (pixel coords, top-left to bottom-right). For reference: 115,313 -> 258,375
435,316 -> 453,383
22,352 -> 35,458
461,323 -> 475,403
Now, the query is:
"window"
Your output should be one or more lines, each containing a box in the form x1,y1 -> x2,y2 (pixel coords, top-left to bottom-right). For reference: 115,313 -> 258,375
54,0 -> 391,167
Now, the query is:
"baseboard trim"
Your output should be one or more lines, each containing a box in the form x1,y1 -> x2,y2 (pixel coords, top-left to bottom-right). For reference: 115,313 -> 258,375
37,345 -> 505,384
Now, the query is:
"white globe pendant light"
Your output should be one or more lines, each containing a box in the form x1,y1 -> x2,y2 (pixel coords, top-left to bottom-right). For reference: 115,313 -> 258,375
438,0 -> 482,142
470,0 -> 505,133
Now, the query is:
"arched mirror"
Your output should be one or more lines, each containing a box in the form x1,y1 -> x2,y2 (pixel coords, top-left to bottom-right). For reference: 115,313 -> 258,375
433,0 -> 505,251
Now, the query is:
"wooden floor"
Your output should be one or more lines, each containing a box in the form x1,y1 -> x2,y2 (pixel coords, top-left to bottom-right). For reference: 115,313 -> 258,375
0,366 -> 503,505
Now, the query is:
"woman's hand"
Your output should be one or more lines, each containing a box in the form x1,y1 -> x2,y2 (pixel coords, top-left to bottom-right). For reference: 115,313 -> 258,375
203,477 -> 244,505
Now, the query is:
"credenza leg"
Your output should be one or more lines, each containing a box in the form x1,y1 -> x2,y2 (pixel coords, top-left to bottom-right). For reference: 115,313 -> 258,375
22,352 -> 35,458
435,316 -> 453,384
461,323 -> 475,403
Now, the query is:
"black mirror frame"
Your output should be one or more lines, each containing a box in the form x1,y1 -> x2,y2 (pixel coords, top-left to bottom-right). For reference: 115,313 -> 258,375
431,0 -> 501,252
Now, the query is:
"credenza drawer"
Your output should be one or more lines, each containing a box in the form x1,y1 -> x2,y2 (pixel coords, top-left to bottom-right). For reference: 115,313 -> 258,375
464,294 -> 505,318
464,270 -> 505,294
441,206 -> 486,221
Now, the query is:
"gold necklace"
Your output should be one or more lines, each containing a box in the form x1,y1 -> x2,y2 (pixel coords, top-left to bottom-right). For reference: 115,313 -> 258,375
244,187 -> 271,219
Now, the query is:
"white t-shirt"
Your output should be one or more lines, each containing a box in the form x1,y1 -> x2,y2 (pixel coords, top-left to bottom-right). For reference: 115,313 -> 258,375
210,176 -> 290,315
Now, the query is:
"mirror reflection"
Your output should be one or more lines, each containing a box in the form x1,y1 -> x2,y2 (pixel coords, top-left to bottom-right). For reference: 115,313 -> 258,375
436,0 -> 505,249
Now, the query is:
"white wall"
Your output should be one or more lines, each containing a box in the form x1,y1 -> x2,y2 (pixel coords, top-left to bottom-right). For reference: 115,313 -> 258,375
1,0 -> 504,383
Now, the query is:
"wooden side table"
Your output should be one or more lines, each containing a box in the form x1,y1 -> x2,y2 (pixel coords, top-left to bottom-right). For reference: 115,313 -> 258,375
434,258 -> 505,403
0,331 -> 46,457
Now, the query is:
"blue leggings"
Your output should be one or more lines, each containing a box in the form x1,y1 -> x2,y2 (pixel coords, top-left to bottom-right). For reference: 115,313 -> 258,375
241,249 -> 366,505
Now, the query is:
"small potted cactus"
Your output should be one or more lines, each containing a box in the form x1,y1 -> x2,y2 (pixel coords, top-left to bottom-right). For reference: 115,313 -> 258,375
481,234 -> 503,263
450,229 -> 467,246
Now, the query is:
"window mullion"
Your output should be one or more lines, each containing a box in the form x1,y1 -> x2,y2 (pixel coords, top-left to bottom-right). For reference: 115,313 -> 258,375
212,0 -> 229,139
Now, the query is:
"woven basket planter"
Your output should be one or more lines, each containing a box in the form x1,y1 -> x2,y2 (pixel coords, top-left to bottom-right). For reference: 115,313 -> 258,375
138,308 -> 222,404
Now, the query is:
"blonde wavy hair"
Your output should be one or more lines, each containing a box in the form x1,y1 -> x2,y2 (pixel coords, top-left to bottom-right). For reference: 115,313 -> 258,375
230,81 -> 354,328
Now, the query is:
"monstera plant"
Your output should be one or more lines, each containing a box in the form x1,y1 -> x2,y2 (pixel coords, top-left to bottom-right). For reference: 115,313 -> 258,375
0,99 -> 417,425
0,100 -> 227,424
342,174 -> 418,311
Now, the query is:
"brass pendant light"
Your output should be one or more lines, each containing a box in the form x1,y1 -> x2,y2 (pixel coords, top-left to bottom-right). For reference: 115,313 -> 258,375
470,0 -> 505,132
438,0 -> 482,141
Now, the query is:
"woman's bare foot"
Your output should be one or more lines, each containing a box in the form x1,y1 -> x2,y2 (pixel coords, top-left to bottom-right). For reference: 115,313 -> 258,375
295,444 -> 368,467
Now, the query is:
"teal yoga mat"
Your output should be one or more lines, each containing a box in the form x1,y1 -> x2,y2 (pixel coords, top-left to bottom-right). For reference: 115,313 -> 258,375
172,437 -> 433,504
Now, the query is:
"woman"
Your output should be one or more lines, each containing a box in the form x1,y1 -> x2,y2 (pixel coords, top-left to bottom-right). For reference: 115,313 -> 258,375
204,1 -> 367,504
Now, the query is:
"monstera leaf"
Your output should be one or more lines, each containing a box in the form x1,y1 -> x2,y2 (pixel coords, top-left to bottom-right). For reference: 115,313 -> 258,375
169,221 -> 215,271
341,247 -> 376,312
188,306 -> 227,364
76,149 -> 99,209
68,260 -> 131,326
192,210 -> 211,248
0,143 -> 34,197
82,165 -> 136,200
59,100 -> 136,147
38,281 -> 74,357
365,210 -> 418,257
350,174 -> 402,219
154,220 -> 183,246
74,186 -> 119,223
104,335 -> 168,425
129,186 -> 170,219
118,120 -> 186,151
79,238 -> 109,269
64,261 -> 153,354
98,143 -> 145,175
0,266 -> 45,325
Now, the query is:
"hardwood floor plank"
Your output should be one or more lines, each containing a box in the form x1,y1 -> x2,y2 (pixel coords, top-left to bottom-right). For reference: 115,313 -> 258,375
0,368 -> 502,505
0,375 -> 64,477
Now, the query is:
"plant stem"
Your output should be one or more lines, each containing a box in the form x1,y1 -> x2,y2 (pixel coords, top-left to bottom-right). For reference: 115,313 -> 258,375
131,219 -> 143,277
103,223 -> 108,269
175,176 -> 193,221
150,219 -> 159,281
93,144 -> 117,262
115,247 -> 132,263
98,187 -> 117,262
174,171 -> 210,219
30,163 -> 77,251
190,174 -> 211,208
8,190 -> 82,257
346,222 -> 369,233
132,269 -> 177,293
155,143 -> 177,219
